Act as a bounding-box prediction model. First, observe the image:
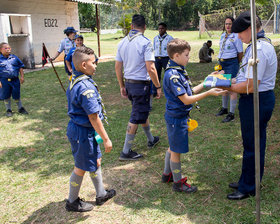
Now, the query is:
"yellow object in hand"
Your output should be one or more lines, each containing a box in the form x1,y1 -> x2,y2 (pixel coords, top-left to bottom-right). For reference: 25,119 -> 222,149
187,119 -> 198,132
214,64 -> 222,71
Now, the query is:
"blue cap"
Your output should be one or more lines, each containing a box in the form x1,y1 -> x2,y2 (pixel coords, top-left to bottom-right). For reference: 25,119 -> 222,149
64,26 -> 78,34
74,34 -> 83,40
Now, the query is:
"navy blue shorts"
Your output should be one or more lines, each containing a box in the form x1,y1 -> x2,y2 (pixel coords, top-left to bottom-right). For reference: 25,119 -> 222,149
67,121 -> 102,172
0,77 -> 20,100
165,114 -> 189,153
64,56 -> 72,77
125,82 -> 150,124
220,58 -> 239,78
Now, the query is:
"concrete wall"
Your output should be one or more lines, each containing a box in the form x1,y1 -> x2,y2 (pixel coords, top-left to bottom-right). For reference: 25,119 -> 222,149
0,0 -> 80,67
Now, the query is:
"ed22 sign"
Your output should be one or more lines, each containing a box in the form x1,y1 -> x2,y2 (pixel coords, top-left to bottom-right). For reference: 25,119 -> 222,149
44,19 -> 58,27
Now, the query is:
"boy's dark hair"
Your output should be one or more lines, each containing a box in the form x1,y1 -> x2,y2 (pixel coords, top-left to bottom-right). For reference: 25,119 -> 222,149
73,46 -> 95,67
132,14 -> 146,29
167,38 -> 191,59
207,40 -> 212,44
158,22 -> 167,28
0,42 -> 8,49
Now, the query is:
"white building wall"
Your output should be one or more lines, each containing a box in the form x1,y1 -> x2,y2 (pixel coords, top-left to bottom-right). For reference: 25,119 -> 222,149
0,0 -> 80,66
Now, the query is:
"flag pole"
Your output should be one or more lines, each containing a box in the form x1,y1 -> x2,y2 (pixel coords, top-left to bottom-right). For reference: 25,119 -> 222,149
249,1 -> 261,223
42,43 -> 66,93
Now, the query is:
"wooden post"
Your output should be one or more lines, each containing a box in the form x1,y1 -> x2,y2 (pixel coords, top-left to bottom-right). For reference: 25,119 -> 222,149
95,4 -> 101,57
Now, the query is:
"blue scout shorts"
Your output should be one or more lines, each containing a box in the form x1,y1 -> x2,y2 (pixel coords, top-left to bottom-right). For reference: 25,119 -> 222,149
64,56 -> 72,77
0,77 -> 20,100
165,114 -> 189,153
67,121 -> 102,172
220,58 -> 239,78
125,81 -> 150,124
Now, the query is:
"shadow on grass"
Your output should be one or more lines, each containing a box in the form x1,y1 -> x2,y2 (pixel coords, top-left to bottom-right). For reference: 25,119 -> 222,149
21,200 -> 90,224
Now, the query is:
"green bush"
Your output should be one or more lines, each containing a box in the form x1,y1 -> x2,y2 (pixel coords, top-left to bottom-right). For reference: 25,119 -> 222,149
118,14 -> 132,36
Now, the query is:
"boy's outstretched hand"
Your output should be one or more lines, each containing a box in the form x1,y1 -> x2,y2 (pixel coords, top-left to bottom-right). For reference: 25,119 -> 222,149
103,139 -> 112,153
208,88 -> 228,96
0,81 -> 2,88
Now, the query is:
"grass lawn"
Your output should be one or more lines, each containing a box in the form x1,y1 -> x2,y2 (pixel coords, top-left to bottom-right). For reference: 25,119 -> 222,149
0,31 -> 279,224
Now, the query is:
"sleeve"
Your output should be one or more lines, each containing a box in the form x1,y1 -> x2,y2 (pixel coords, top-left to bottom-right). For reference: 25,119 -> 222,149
15,56 -> 25,68
246,46 -> 266,81
79,86 -> 100,115
115,43 -> 123,62
57,39 -> 65,53
65,48 -> 74,62
144,41 -> 155,61
235,35 -> 243,53
168,71 -> 187,97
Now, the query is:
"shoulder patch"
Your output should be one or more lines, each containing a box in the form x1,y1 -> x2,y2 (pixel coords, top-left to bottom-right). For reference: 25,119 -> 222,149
82,90 -> 95,99
170,74 -> 180,80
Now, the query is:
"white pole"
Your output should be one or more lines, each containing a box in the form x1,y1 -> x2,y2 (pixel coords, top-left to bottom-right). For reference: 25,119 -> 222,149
250,1 -> 261,224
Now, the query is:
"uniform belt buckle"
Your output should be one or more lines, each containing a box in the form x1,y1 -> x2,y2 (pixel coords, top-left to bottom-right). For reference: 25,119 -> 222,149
157,56 -> 161,59
220,59 -> 224,62
8,78 -> 11,81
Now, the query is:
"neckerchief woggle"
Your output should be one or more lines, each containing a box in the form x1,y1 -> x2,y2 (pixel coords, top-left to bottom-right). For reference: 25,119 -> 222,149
165,60 -> 200,112
70,71 -> 108,125
127,29 -> 142,42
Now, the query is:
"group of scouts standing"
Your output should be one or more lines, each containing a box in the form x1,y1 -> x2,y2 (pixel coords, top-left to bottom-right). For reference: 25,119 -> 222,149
0,11 -> 277,213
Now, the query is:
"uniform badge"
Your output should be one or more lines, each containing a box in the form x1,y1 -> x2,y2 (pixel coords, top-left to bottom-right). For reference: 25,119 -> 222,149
177,87 -> 181,92
173,78 -> 178,83
86,93 -> 94,99
230,39 -> 234,42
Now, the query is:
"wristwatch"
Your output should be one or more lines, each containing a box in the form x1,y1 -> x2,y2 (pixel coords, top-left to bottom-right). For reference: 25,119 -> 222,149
156,85 -> 161,89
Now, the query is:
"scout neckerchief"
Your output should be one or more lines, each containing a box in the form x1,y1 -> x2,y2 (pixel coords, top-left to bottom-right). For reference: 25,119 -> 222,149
127,29 -> 142,42
218,32 -> 229,61
158,33 -> 167,55
165,60 -> 200,112
239,29 -> 272,70
70,72 -> 108,125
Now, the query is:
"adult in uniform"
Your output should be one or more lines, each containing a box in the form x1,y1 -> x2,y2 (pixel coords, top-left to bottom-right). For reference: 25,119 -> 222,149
50,27 -> 77,77
115,14 -> 161,160
216,17 -> 243,123
226,11 -> 277,200
152,23 -> 173,97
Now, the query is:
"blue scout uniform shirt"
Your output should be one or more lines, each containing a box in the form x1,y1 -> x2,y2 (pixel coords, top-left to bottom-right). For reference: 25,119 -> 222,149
153,33 -> 173,57
115,30 -> 155,81
163,60 -> 193,118
236,31 -> 277,92
65,46 -> 76,71
58,37 -> 76,55
67,70 -> 104,128
218,33 -> 243,59
0,54 -> 24,78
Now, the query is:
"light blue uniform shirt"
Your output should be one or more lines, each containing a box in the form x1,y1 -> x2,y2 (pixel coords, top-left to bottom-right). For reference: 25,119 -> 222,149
236,39 -> 277,92
58,37 -> 76,55
153,33 -> 173,57
115,30 -> 155,81
218,33 -> 243,59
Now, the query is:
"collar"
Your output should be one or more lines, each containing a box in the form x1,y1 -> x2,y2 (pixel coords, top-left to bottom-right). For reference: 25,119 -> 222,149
0,54 -> 10,59
127,29 -> 142,41
158,33 -> 167,39
70,71 -> 90,90
165,59 -> 185,72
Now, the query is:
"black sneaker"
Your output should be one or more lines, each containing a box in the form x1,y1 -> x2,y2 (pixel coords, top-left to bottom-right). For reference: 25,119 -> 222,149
162,172 -> 173,183
18,107 -> 28,115
96,189 -> 116,206
173,177 -> 198,193
222,112 -> 234,123
6,109 -> 13,117
148,136 -> 160,148
215,107 -> 228,116
229,182 -> 239,189
65,197 -> 94,212
119,149 -> 143,161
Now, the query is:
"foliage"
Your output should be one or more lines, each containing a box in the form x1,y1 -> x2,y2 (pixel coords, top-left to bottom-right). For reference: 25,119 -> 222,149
78,3 -> 96,31
118,14 -> 132,36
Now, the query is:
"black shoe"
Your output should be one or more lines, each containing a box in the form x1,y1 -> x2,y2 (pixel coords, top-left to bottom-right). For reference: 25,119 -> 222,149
6,109 -> 13,117
162,173 -> 173,183
148,136 -> 160,148
18,107 -> 28,115
65,197 -> 94,212
216,107 -> 228,116
227,191 -> 255,200
222,112 -> 234,123
119,149 -> 143,161
229,182 -> 239,189
173,177 -> 197,193
96,189 -> 116,206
